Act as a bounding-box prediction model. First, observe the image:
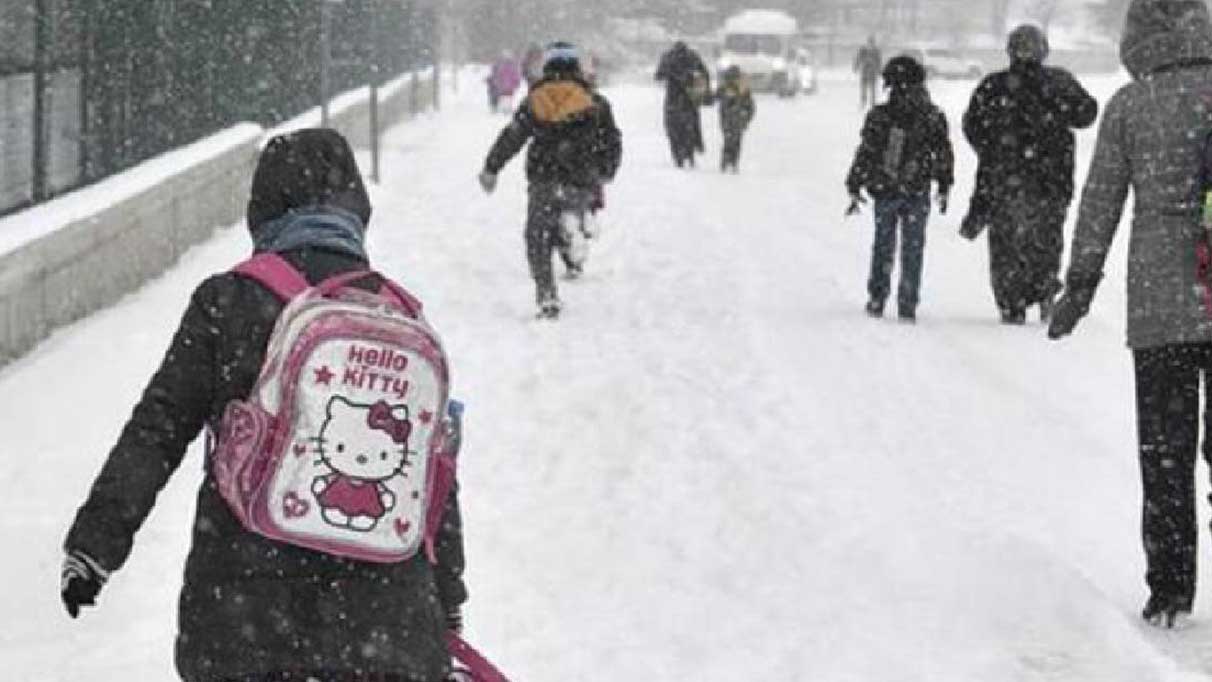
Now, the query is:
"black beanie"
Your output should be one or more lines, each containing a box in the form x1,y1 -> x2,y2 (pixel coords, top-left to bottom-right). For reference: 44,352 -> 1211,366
882,55 -> 926,89
1007,24 -> 1050,64
246,128 -> 372,232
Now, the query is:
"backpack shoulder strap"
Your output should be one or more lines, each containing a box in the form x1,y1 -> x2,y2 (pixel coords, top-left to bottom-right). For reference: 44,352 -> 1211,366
232,253 -> 310,301
445,632 -> 511,682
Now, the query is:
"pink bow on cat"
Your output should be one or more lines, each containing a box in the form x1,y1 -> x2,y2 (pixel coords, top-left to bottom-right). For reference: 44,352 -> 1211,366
367,400 -> 413,444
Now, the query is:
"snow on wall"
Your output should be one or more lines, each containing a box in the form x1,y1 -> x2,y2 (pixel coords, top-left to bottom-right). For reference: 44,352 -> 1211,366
0,71 -> 437,366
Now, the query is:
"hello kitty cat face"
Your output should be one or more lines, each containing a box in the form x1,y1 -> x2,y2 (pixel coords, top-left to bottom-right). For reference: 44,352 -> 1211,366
317,397 -> 411,481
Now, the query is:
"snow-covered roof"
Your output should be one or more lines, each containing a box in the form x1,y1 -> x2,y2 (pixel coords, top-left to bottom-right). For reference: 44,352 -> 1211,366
722,10 -> 798,36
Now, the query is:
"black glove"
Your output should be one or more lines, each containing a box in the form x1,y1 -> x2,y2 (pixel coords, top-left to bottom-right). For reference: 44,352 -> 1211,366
478,170 -> 498,194
446,604 -> 464,633
1047,273 -> 1102,340
937,190 -> 950,215
61,549 -> 109,618
959,214 -> 987,241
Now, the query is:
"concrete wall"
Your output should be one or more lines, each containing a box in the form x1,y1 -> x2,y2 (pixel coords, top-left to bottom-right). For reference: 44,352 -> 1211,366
0,72 -> 435,366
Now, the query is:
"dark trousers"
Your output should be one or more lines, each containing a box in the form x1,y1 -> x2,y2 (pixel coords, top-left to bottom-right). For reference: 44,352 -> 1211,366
665,103 -> 704,166
987,195 -> 1067,315
721,130 -> 744,169
1134,344 -> 1212,607
526,183 -> 590,303
868,194 -> 930,311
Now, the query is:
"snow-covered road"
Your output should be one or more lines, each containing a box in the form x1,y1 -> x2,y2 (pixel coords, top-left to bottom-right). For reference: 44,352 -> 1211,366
6,68 -> 1212,681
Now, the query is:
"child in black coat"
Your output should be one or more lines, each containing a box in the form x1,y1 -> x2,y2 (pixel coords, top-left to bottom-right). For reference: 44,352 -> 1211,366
716,66 -> 756,173
845,56 -> 954,322
61,129 -> 468,682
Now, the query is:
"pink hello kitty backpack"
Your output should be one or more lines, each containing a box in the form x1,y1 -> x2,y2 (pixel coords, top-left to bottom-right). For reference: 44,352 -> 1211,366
210,253 -> 457,565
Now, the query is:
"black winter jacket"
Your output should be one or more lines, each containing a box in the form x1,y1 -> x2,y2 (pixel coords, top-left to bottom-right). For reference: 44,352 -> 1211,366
64,247 -> 466,682
656,44 -> 711,110
846,86 -> 955,200
963,62 -> 1098,212
484,75 -> 622,189
717,81 -> 755,135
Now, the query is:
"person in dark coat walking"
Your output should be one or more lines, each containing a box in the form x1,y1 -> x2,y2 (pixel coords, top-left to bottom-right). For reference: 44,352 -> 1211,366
854,36 -> 882,109
59,129 -> 468,681
1047,0 -> 1212,629
479,42 -> 623,318
961,24 -> 1098,325
716,65 -> 756,173
655,41 -> 711,168
846,56 -> 954,322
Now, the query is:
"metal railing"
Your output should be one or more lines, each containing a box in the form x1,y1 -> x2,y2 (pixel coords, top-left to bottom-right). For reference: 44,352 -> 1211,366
0,0 -> 437,217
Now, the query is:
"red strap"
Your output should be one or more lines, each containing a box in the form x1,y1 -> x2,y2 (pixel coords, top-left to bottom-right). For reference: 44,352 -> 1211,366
234,255 -> 423,317
446,632 -> 511,682
232,253 -> 309,301
315,269 -> 423,318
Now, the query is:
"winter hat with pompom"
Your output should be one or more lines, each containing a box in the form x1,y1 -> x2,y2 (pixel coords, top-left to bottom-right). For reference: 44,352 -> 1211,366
543,41 -> 582,77
1120,0 -> 1212,78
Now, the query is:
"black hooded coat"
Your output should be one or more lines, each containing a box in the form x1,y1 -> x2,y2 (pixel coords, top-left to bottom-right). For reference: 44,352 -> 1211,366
64,129 -> 466,682
655,43 -> 711,161
961,57 -> 1098,235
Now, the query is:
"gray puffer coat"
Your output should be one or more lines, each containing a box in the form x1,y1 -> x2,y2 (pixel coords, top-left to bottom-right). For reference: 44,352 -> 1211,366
1065,0 -> 1212,349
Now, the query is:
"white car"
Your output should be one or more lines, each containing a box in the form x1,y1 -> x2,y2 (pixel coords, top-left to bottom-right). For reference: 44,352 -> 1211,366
716,10 -> 804,98
904,47 -> 983,80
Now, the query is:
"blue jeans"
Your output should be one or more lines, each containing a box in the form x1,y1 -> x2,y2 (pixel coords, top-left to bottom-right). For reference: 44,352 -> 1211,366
868,194 -> 930,311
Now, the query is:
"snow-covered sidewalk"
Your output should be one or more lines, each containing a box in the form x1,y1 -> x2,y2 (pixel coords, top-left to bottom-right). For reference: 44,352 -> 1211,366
5,69 -> 1212,681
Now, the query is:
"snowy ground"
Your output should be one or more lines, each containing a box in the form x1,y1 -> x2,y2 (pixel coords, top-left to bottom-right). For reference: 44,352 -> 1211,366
7,68 -> 1212,681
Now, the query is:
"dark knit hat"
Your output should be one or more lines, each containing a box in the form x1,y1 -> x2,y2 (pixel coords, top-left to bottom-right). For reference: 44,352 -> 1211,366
1007,24 -> 1049,64
882,55 -> 926,89
1120,0 -> 1212,78
246,128 -> 371,232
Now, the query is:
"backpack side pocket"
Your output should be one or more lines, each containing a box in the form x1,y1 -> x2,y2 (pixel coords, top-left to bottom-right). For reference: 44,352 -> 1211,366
212,400 -> 274,527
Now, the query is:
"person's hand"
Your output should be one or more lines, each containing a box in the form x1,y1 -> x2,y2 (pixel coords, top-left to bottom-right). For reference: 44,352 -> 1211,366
845,192 -> 866,217
937,191 -> 950,215
61,550 -> 109,618
1047,275 -> 1101,340
478,171 -> 498,194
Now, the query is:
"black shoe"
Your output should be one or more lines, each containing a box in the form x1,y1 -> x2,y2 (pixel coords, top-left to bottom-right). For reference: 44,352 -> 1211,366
564,264 -> 583,280
1142,594 -> 1193,628
536,290 -> 561,320
898,307 -> 916,324
1000,308 -> 1026,325
865,300 -> 885,318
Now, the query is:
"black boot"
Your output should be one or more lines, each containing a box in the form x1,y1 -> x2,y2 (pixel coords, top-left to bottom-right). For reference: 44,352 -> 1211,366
999,308 -> 1026,325
1142,593 -> 1193,628
865,299 -> 885,318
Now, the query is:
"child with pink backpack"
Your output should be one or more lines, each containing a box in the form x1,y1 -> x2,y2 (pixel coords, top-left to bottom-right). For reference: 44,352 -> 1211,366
60,129 -> 508,682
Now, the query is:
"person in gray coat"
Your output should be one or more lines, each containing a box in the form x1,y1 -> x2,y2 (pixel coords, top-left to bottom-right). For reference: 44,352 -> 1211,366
1048,0 -> 1212,628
